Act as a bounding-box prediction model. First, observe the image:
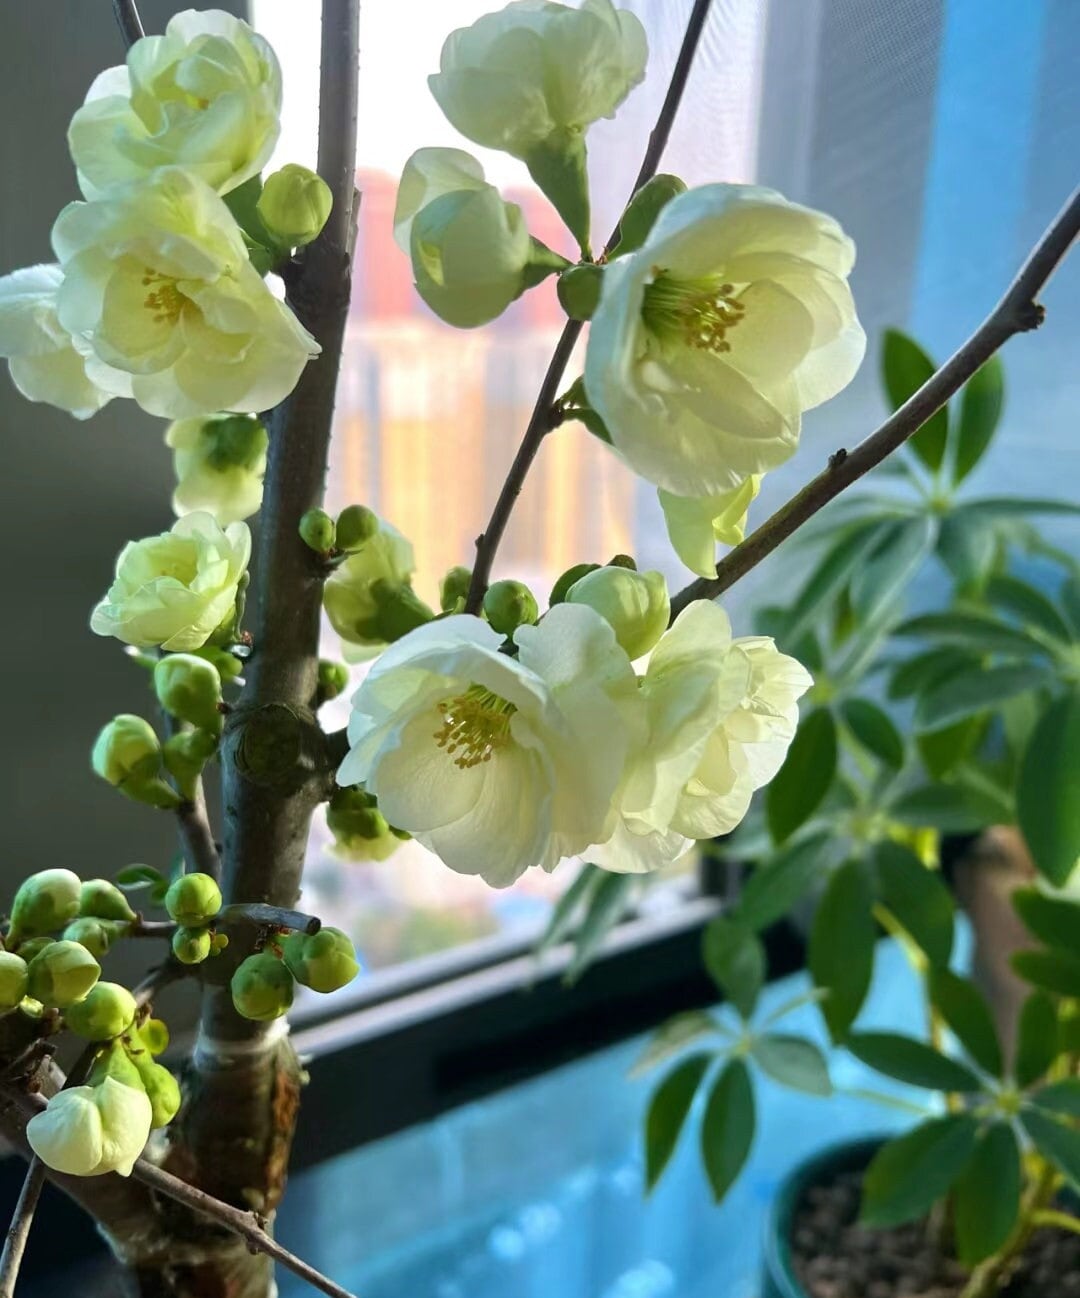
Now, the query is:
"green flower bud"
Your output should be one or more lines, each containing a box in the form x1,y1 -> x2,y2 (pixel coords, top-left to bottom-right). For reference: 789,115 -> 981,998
14,937 -> 52,962
27,940 -> 100,1008
557,263 -> 603,321
162,729 -> 218,801
335,505 -> 378,553
64,981 -> 137,1041
131,1055 -> 181,1129
549,562 -> 600,605
88,1039 -> 144,1090
326,787 -> 407,862
566,566 -> 670,660
91,716 -> 180,810
164,874 -> 222,928
154,654 -> 223,735
299,508 -> 335,554
172,927 -> 212,965
63,917 -> 126,959
483,579 -> 539,636
282,927 -> 359,994
230,952 -> 294,1022
440,565 -> 472,613
0,952 -> 29,1009
316,659 -> 350,704
138,1019 -> 169,1056
79,879 -> 137,923
9,869 -> 82,942
191,645 -> 245,682
257,164 -> 333,248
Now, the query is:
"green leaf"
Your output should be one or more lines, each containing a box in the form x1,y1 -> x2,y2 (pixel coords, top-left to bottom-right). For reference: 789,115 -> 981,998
737,832 -> 830,932
524,131 -> 591,253
631,1011 -> 721,1078
536,862 -> 602,955
874,841 -> 954,967
888,647 -> 979,701
840,698 -> 905,768
953,355 -> 1005,485
1011,949 -> 1080,998
767,709 -> 838,844
914,663 -> 1052,732
564,871 -> 636,984
1063,576 -> 1080,638
962,496 -> 1080,518
881,329 -> 948,471
1030,1078 -> 1080,1118
928,968 -> 1003,1077
1015,992 -> 1059,1088
895,611 -> 1047,659
701,917 -> 765,1020
115,864 -> 167,891
847,1031 -> 982,1091
986,574 -> 1074,644
953,1123 -> 1020,1266
809,860 -> 875,1040
784,519 -> 892,644
917,716 -> 987,779
644,1052 -> 711,1191
751,1033 -> 832,1096
889,784 -> 999,834
1011,887 -> 1080,952
936,509 -> 1002,593
861,1115 -> 980,1227
608,174 -> 687,259
850,515 -> 936,624
1016,692 -> 1080,885
700,1057 -> 755,1203
1021,1107 -> 1080,1189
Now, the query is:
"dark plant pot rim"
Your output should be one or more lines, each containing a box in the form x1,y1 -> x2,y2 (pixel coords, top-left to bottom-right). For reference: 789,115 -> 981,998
761,1132 -> 888,1298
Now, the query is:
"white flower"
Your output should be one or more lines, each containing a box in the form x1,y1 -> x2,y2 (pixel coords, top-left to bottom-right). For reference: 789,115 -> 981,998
658,476 -> 761,578
26,1078 -> 152,1177
0,264 -> 130,419
90,512 -> 250,651
51,166 -> 319,419
68,8 -> 281,198
337,604 -> 637,887
429,0 -> 646,159
584,184 -> 865,496
323,518 -> 421,662
166,414 -> 267,525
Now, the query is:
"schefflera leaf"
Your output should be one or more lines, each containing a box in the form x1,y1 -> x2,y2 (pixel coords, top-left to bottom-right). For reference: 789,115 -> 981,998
861,1115 -> 979,1227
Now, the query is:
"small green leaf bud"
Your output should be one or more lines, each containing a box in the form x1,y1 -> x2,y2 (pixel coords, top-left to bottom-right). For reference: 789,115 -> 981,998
9,869 -> 82,942
131,1055 -> 181,1129
483,579 -> 539,636
164,874 -> 222,928
566,566 -> 670,660
0,952 -> 29,1009
162,729 -> 218,802
282,927 -> 359,994
64,981 -> 137,1041
79,879 -> 137,923
62,917 -> 126,959
299,508 -> 336,554
230,952 -> 295,1022
172,927 -> 212,965
91,716 -> 181,810
257,164 -> 333,249
316,659 -> 350,704
550,562 -> 600,605
335,505 -> 379,552
440,566 -> 473,613
26,940 -> 100,1008
557,263 -> 604,321
154,654 -> 223,735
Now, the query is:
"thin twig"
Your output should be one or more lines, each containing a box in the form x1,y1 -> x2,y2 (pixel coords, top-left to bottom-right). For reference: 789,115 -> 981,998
218,904 -> 321,935
111,0 -> 144,47
128,920 -> 176,939
668,184 -> 1080,619
132,958 -> 187,1010
0,1158 -> 46,1298
177,789 -> 223,883
464,0 -> 716,613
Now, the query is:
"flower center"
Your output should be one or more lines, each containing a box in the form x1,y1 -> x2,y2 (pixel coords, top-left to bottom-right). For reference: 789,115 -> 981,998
641,271 -> 746,356
433,685 -> 517,769
142,269 -> 187,326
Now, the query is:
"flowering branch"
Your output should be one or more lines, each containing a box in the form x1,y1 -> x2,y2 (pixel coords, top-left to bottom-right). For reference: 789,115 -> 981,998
0,1157 -> 46,1298
464,0 -> 715,613
668,183 -> 1080,619
111,0 -> 144,47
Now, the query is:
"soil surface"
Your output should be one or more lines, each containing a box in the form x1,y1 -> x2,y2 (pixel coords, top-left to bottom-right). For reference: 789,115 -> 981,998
791,1168 -> 1080,1298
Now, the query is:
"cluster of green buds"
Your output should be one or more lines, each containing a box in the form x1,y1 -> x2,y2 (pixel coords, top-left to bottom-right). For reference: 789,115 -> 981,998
327,787 -> 410,862
164,873 -> 227,966
87,1019 -> 181,1130
230,926 -> 359,1022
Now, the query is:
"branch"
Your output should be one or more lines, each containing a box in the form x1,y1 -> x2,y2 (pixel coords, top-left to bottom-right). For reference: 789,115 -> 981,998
0,1158 -> 46,1298
218,903 -> 321,935
464,0 -> 716,613
669,183 -> 1080,619
177,787 -> 223,882
131,957 -> 187,1010
111,0 -> 144,47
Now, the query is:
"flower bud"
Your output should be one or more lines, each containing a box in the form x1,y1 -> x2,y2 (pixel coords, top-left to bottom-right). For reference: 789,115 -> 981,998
137,1019 -> 169,1056
8,869 -> 82,942
167,414 -> 267,527
483,580 -> 539,636
316,659 -> 350,704
549,562 -> 600,606
164,874 -> 222,928
91,716 -> 180,810
64,981 -> 137,1041
326,787 -> 406,862
172,927 -> 212,965
130,1055 -> 181,1129
299,508 -> 335,554
27,940 -> 100,1008
191,645 -> 245,683
154,654 -> 223,735
440,565 -> 472,613
27,1075 -> 151,1178
566,566 -> 670,660
335,505 -> 378,552
79,879 -> 137,923
282,927 -> 359,994
257,164 -> 333,249
63,917 -> 126,959
230,952 -> 294,1022
557,263 -> 604,321
14,937 -> 52,962
162,728 -> 218,801
0,952 -> 29,1008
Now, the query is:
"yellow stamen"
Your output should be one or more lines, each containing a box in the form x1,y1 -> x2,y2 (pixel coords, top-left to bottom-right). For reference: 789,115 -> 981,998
642,271 -> 746,355
433,685 -> 517,769
141,268 -> 186,326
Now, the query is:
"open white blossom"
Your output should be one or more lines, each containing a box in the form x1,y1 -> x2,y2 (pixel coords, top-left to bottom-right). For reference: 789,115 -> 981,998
324,518 -> 421,662
26,1078 -> 152,1178
658,476 -> 761,578
166,414 -> 267,525
52,166 -> 318,419
585,184 -> 865,497
0,264 -> 130,418
91,512 -> 250,651
337,605 -> 637,887
69,8 -> 281,198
